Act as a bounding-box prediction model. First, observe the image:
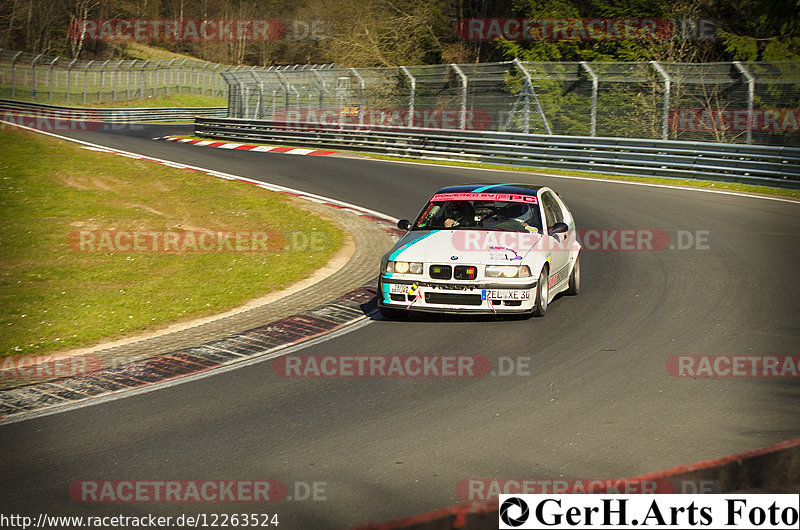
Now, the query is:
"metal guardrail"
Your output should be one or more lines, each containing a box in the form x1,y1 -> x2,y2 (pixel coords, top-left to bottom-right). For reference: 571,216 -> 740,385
194,117 -> 800,189
0,99 -> 226,123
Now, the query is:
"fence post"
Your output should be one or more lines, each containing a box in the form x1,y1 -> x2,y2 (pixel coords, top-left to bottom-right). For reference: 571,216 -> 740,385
733,61 -> 755,144
580,61 -> 598,137
349,68 -> 365,127
177,59 -> 188,94
152,60 -> 163,98
275,70 -> 290,115
48,57 -> 58,101
113,60 -> 123,101
400,66 -> 415,127
139,60 -> 149,99
249,70 -> 263,119
163,59 -> 177,97
31,54 -> 43,98
11,51 -> 22,98
650,61 -> 671,140
513,58 -> 552,135
450,64 -> 468,130
100,59 -> 109,102
83,60 -> 93,104
65,59 -> 77,103
190,62 -> 197,94
221,65 -> 231,102
311,69 -> 326,109
200,63 -> 209,96
127,61 -> 135,99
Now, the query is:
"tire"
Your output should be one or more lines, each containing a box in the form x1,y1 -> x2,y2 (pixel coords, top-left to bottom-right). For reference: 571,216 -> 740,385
379,306 -> 409,320
565,254 -> 580,296
531,267 -> 549,317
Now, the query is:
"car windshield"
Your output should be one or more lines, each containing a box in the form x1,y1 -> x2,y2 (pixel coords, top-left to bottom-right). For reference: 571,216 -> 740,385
412,199 -> 543,232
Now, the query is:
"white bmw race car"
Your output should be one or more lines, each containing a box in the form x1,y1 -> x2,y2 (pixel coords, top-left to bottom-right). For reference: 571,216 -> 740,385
378,184 -> 581,318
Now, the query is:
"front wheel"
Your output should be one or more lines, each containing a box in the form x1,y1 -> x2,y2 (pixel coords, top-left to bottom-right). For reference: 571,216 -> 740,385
531,268 -> 549,317
565,255 -> 580,295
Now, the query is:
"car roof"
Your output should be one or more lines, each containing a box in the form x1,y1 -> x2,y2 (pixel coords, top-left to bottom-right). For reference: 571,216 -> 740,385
432,184 -> 544,197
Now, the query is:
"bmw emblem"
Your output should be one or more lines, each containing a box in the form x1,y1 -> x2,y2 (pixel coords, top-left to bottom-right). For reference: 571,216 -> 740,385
450,256 -> 458,260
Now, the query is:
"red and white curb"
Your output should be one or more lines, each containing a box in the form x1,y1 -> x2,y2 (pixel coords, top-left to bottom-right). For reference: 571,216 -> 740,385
157,135 -> 337,156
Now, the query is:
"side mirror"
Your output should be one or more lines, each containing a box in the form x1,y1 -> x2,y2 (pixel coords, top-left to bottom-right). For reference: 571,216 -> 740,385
397,219 -> 411,231
549,222 -> 568,235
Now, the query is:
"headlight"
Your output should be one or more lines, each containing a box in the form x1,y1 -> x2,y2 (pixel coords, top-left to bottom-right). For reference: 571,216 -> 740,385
386,261 -> 423,274
485,265 -> 531,278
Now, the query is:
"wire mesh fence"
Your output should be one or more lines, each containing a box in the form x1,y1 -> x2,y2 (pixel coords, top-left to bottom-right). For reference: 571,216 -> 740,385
226,60 -> 800,147
2,48 -> 798,146
0,49 -> 258,105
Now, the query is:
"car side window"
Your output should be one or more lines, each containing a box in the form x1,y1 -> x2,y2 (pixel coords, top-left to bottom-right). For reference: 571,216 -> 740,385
551,193 -> 572,225
541,192 -> 563,228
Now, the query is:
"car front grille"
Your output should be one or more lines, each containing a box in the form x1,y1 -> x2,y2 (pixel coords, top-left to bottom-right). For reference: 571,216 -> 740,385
453,265 -> 478,280
424,292 -> 483,306
429,264 -> 452,280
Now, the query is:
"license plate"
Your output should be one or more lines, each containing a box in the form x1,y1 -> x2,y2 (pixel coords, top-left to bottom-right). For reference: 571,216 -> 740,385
482,289 -> 530,300
389,284 -> 411,294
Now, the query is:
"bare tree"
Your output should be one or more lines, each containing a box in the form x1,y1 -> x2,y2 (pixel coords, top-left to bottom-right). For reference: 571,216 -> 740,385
69,0 -> 100,59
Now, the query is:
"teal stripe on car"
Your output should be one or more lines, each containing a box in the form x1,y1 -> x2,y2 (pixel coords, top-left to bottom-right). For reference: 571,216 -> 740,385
471,184 -> 503,193
388,230 -> 440,261
381,282 -> 392,304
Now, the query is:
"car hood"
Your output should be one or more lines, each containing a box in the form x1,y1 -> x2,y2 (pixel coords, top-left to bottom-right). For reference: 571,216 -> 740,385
387,229 -> 542,264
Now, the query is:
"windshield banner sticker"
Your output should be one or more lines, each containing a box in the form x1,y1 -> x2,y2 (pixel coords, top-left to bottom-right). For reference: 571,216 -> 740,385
430,193 -> 538,204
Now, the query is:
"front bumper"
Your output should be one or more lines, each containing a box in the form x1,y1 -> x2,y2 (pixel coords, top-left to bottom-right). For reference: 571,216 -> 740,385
378,276 -> 537,314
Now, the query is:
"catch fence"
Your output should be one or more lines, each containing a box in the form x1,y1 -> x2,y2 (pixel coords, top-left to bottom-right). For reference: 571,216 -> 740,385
224,60 -> 800,147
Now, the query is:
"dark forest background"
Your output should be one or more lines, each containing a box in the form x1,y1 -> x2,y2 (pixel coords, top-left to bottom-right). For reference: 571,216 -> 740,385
2,0 -> 798,65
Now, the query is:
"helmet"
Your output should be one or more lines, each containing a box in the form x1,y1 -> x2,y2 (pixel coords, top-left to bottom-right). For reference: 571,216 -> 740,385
504,203 -> 530,223
445,201 -> 473,220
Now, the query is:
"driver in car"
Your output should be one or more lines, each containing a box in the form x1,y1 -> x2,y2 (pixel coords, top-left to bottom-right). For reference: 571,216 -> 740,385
484,203 -> 537,231
443,201 -> 475,228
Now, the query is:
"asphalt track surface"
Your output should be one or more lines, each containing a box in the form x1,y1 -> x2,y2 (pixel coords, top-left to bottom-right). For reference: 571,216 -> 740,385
1,124 -> 799,528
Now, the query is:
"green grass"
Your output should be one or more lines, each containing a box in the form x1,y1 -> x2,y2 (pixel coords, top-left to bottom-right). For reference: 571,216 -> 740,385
176,135 -> 800,199
0,127 -> 343,358
0,89 -> 226,109
117,42 -> 203,63
92,94 -> 226,108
